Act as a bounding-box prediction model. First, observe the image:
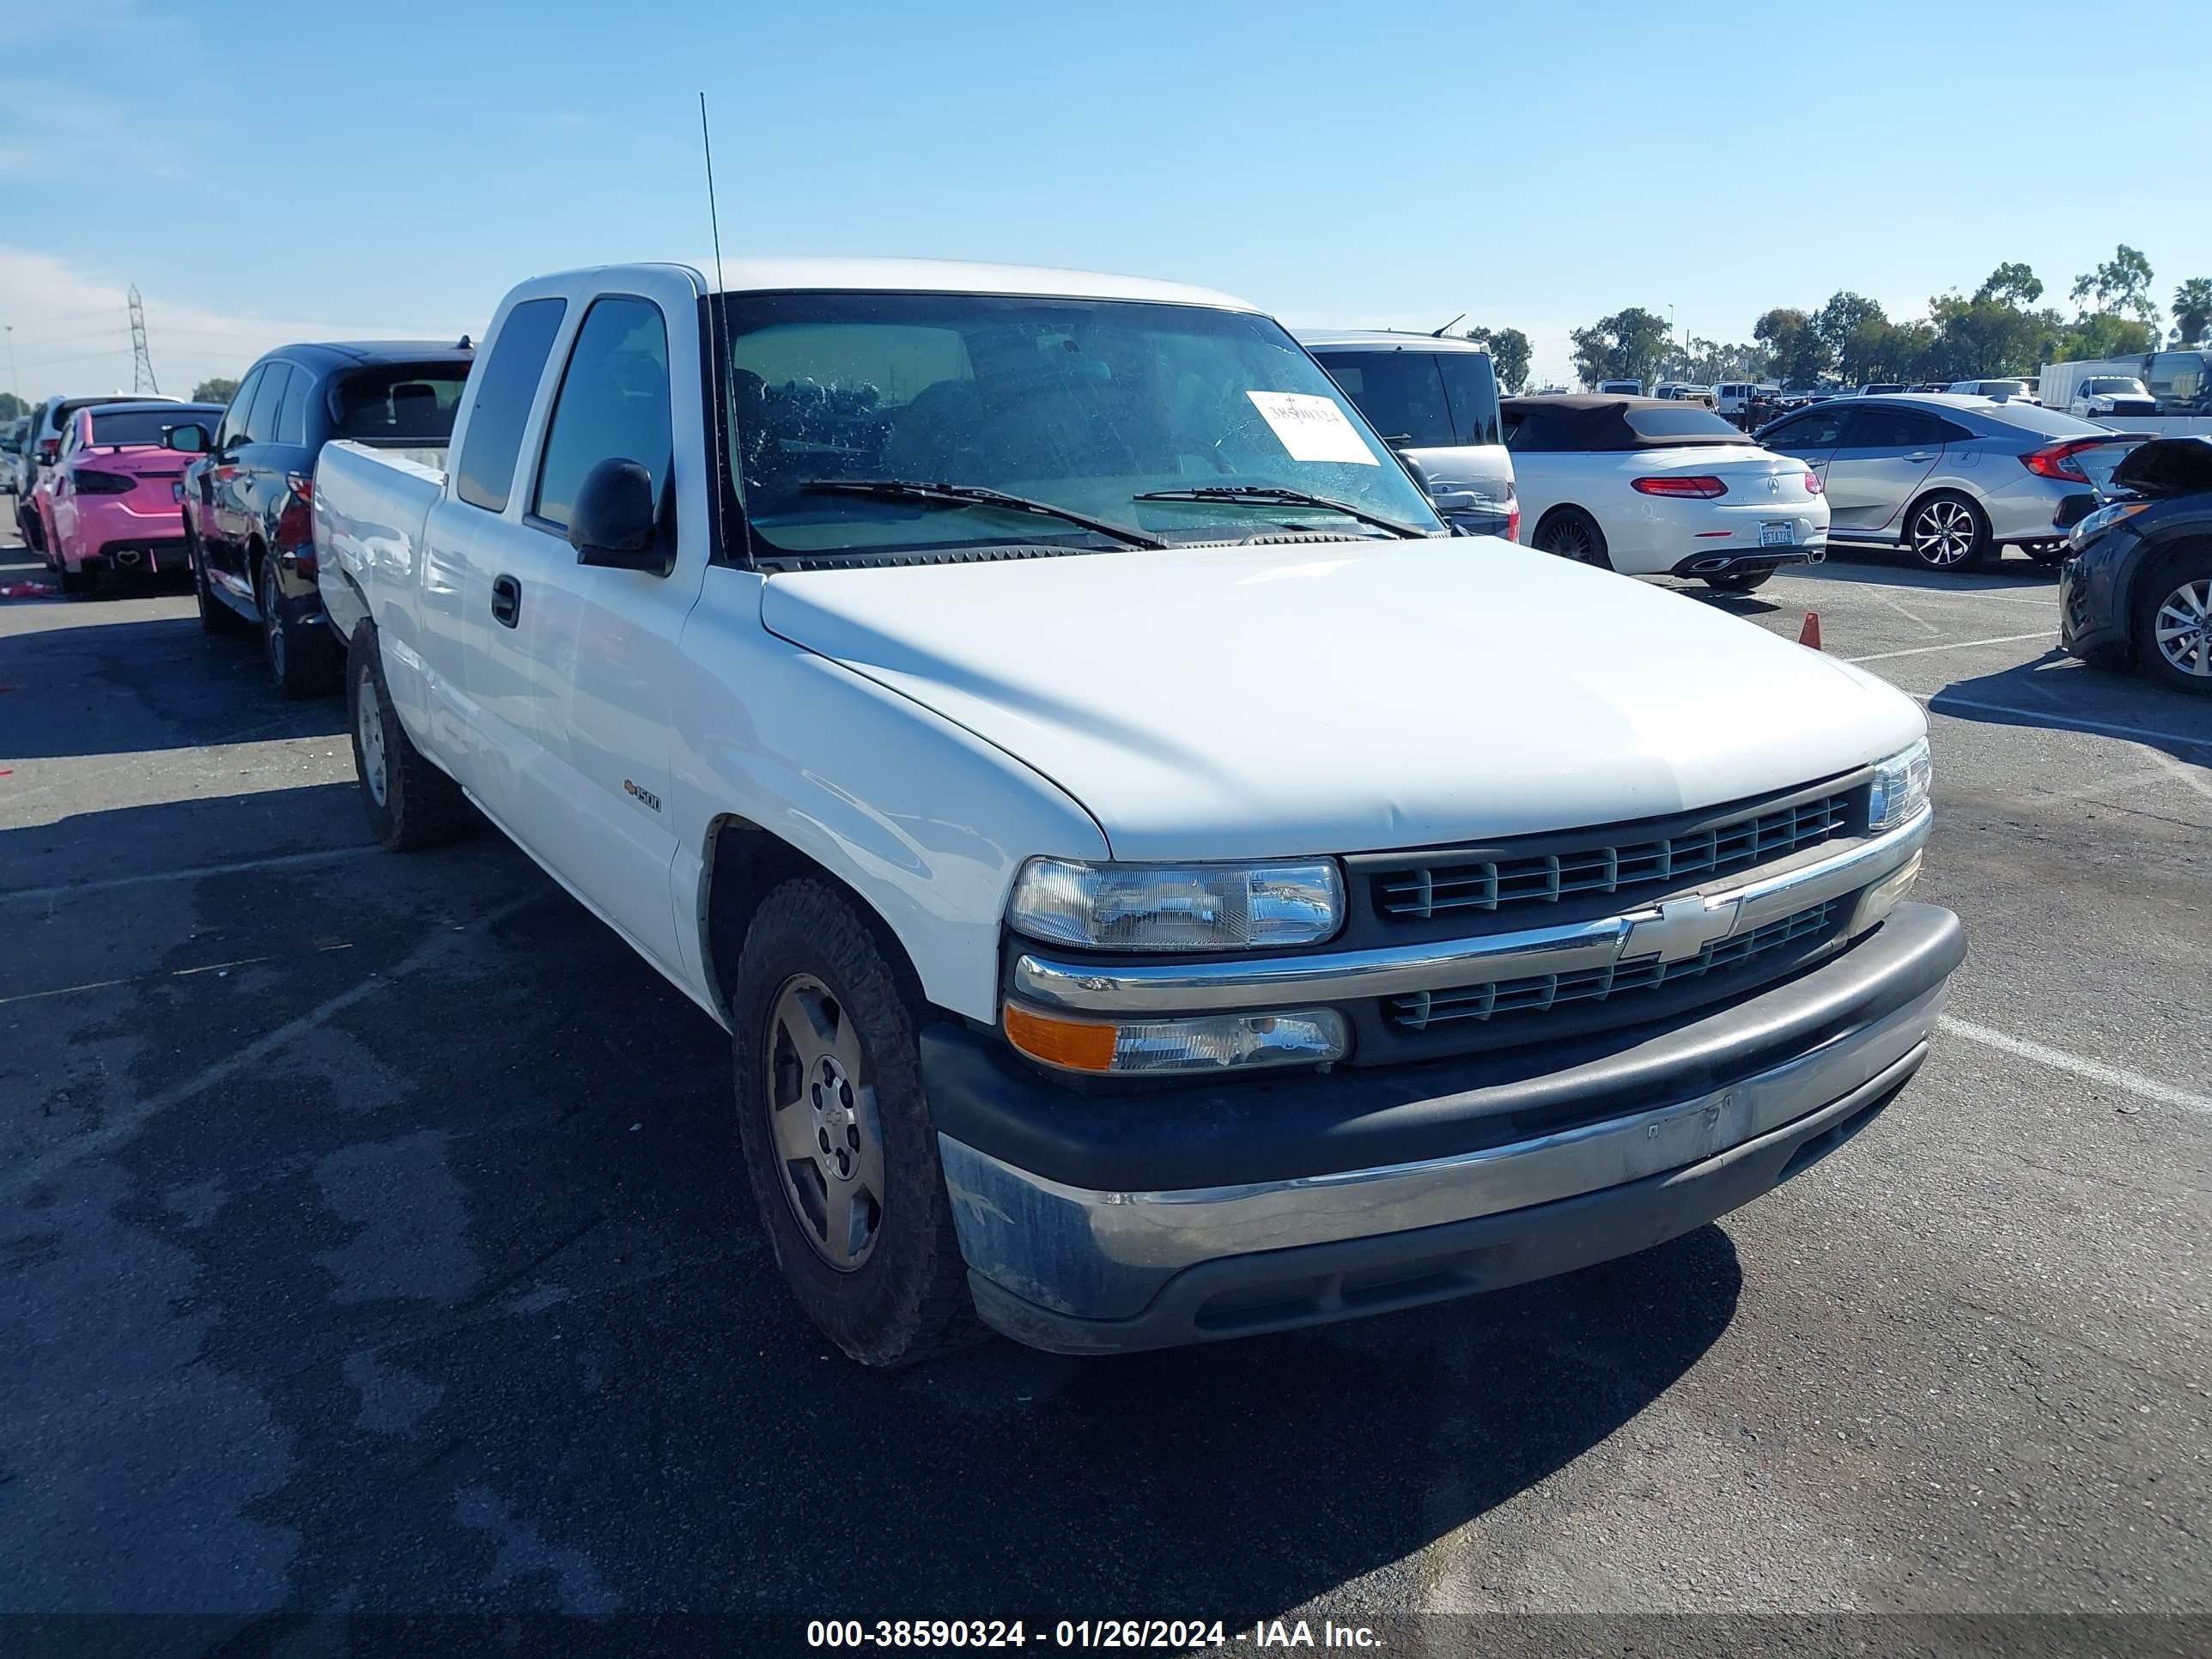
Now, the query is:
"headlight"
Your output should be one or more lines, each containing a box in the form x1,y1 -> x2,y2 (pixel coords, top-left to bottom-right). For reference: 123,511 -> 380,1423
2069,499 -> 2148,549
1868,737 -> 1933,832
1007,857 -> 1344,952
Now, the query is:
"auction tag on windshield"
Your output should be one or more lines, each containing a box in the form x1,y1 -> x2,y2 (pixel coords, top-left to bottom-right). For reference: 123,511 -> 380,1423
1246,391 -> 1380,465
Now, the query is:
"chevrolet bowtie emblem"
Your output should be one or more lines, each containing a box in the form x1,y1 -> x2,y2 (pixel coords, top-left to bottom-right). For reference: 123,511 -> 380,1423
1622,895 -> 1742,964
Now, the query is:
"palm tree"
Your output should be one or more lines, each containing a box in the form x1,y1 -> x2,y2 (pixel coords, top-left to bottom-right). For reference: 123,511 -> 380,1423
2173,279 -> 2212,348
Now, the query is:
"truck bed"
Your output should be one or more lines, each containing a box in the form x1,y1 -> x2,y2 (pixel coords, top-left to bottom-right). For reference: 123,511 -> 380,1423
313,439 -> 449,646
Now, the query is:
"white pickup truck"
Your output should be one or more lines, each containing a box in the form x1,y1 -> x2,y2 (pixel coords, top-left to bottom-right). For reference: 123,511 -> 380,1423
316,258 -> 1963,1366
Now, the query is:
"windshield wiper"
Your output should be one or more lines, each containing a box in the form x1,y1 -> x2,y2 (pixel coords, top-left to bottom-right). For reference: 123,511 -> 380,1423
799,479 -> 1165,550
1132,485 -> 1431,540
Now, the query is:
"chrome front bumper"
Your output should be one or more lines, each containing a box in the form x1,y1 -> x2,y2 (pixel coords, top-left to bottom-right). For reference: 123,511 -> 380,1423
934,896 -> 1964,1353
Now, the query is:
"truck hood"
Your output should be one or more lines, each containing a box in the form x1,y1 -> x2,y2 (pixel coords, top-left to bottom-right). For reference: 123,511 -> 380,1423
759,538 -> 1925,860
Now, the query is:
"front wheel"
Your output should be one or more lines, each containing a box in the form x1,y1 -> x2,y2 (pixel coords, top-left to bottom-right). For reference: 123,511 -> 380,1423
731,878 -> 976,1368
346,628 -> 475,848
1905,493 -> 1991,571
2135,551 -> 2212,696
191,529 -> 248,635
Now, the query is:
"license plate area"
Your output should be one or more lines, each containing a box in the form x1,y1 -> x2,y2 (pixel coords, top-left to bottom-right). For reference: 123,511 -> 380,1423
1759,520 -> 1795,547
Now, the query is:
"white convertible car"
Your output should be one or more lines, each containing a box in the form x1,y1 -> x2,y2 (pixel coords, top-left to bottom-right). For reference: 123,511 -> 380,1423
1510,395 -> 1830,592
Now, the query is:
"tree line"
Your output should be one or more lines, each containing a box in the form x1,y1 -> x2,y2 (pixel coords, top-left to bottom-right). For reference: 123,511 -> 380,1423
1562,246 -> 2212,393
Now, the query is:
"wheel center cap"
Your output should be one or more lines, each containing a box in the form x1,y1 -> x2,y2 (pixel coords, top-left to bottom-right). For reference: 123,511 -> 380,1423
810,1057 -> 861,1182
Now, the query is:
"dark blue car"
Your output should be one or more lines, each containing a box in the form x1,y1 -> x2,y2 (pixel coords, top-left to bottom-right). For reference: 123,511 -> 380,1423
2060,436 -> 2212,696
168,339 -> 473,696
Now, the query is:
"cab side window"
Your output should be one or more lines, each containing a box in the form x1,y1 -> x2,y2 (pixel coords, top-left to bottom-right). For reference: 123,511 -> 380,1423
455,297 -> 568,514
531,295 -> 673,533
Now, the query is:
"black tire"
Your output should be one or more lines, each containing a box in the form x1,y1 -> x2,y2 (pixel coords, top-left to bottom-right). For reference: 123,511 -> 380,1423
58,562 -> 97,597
1903,491 -> 1992,572
346,625 -> 475,848
190,527 -> 247,635
2130,546 -> 2212,698
1702,569 -> 1773,592
1533,506 -> 1613,569
21,502 -> 43,556
262,553 -> 341,699
731,878 -> 977,1368
2024,543 -> 2069,566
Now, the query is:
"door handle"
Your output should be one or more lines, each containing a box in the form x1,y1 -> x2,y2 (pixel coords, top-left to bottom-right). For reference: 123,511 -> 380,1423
1902,452 -> 1937,462
490,573 -> 522,629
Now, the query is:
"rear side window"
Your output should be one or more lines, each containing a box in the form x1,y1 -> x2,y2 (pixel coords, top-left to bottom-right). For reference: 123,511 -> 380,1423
242,365 -> 291,445
1841,408 -> 1949,448
1436,352 -> 1501,446
276,368 -> 313,444
1316,351 -> 1455,448
456,297 -> 568,513
335,368 -> 470,441
531,295 -> 673,531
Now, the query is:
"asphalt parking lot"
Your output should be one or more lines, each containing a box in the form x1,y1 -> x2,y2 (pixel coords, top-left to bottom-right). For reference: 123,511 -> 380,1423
2,506 -> 2206,1642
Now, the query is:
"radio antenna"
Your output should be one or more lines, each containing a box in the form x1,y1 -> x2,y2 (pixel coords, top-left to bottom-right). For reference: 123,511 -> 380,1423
700,92 -> 727,299
699,92 -> 737,562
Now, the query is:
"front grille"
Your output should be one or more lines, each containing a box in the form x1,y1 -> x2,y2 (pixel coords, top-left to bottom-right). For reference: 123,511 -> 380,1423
1386,900 -> 1838,1032
1375,793 -> 1850,923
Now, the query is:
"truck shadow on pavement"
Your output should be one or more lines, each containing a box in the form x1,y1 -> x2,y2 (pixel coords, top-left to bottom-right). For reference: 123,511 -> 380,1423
0,613 -> 345,760
1929,650 -> 2212,763
20,819 -> 1744,1626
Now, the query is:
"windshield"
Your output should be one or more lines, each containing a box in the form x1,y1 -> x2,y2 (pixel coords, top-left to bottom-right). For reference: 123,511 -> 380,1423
714,292 -> 1442,562
1986,402 -> 2116,439
2086,379 -> 2148,395
90,407 -> 221,447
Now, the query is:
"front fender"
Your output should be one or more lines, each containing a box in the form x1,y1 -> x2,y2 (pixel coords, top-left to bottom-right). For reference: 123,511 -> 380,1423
670,569 -> 1110,1024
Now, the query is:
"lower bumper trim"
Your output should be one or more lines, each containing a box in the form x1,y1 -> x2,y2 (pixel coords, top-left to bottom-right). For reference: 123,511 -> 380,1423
968,1042 -> 1922,1354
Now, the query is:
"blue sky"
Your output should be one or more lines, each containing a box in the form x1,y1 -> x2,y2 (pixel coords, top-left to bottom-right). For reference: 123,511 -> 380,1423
3,0 -> 2208,398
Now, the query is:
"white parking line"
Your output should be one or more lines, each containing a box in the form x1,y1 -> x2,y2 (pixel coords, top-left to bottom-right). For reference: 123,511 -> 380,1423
0,844 -> 377,905
1915,692 -> 2212,751
0,894 -> 538,1199
1845,631 -> 2055,664
1938,1017 -> 2212,1115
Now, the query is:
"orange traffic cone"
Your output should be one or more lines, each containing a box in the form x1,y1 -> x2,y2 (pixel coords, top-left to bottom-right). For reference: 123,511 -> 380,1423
1798,611 -> 1822,651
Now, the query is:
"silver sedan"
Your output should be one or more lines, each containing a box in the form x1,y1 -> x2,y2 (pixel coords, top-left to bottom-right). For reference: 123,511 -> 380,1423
1754,394 -> 2141,571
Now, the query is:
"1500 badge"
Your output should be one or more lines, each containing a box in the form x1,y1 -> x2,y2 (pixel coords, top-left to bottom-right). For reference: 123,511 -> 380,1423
623,779 -> 662,813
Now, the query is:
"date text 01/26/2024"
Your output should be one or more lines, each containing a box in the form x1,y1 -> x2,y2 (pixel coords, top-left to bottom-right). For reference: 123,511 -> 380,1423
805,1620 -> 1383,1650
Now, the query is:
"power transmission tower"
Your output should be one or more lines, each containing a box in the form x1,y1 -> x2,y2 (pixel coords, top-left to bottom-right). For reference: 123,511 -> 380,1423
128,286 -> 159,395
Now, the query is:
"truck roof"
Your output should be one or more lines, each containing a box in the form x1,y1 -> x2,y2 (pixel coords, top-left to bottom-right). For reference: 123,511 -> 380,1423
1294,329 -> 1494,354
546,258 -> 1260,313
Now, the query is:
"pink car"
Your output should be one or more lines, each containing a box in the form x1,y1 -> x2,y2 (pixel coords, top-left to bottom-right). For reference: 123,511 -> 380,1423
41,399 -> 225,594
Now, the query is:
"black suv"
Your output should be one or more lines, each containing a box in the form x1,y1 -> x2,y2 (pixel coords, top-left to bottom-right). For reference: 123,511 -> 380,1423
168,339 -> 473,696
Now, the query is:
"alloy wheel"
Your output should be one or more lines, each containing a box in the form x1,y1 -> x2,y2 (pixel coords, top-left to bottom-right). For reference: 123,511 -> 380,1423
1543,519 -> 1597,564
764,973 -> 886,1273
2154,579 -> 2212,680
262,562 -> 286,684
1911,500 -> 1978,567
356,674 -> 389,806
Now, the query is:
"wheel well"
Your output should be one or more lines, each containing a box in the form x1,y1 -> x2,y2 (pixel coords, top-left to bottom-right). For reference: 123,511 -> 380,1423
246,537 -> 268,591
699,817 -> 927,1021
2129,535 -> 2212,622
1530,504 -> 1587,542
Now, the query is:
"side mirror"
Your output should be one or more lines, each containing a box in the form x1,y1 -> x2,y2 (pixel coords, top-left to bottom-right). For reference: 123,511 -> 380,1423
165,422 -> 210,454
568,457 -> 667,573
